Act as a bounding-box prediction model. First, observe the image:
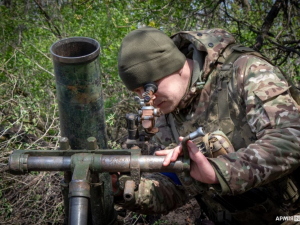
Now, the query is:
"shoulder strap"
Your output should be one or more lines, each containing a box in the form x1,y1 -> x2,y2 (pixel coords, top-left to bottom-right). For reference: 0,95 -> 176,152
218,43 -> 261,65
166,114 -> 180,145
216,44 -> 259,141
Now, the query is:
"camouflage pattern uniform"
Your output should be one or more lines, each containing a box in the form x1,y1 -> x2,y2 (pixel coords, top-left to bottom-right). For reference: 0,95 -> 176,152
120,29 -> 300,224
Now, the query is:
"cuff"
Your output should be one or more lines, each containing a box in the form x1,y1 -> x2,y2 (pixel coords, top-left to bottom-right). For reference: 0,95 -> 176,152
208,158 -> 232,195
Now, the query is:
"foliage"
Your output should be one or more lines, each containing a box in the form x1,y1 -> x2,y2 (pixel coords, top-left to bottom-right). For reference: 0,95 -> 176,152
0,0 -> 299,224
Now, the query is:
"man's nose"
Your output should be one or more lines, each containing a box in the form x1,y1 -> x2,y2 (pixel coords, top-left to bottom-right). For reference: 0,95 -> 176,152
136,92 -> 142,98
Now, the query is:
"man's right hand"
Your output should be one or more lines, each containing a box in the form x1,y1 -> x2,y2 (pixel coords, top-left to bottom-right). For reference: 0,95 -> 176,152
155,137 -> 219,184
111,173 -> 123,197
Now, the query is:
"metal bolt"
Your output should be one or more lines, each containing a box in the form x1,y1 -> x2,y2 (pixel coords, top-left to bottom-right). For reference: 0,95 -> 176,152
208,43 -> 214,47
134,96 -> 140,103
87,137 -> 98,150
59,137 -> 70,150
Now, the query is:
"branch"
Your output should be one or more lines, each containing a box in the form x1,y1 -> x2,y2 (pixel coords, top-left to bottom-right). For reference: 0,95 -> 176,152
253,0 -> 283,51
33,0 -> 61,38
265,36 -> 300,56
282,40 -> 300,45
241,0 -> 251,12
194,0 -> 223,17
220,8 -> 275,38
15,48 -> 55,77
290,0 -> 300,9
278,52 -> 289,66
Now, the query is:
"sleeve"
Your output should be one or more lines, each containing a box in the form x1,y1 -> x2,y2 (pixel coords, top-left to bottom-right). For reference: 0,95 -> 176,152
209,55 -> 300,195
115,173 -> 188,215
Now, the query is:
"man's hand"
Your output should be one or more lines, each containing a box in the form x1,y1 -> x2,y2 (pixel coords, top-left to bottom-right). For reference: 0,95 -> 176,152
155,137 -> 219,184
111,173 -> 123,197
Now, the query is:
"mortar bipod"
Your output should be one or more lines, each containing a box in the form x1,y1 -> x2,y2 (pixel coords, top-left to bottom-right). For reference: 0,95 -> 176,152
8,137 -> 190,225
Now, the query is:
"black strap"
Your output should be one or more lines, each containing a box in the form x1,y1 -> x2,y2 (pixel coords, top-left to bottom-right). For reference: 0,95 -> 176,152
167,113 -> 180,145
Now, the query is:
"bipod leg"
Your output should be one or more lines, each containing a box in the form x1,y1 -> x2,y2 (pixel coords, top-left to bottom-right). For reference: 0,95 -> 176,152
68,160 -> 90,225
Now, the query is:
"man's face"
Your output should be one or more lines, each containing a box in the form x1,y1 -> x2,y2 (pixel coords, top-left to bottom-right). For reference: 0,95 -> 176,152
133,60 -> 192,114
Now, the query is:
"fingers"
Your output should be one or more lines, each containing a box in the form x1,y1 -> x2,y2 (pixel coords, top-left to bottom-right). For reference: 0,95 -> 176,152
155,137 -> 185,167
155,146 -> 183,166
185,140 -> 206,166
170,145 -> 182,161
164,145 -> 182,166
155,150 -> 173,156
187,140 -> 200,154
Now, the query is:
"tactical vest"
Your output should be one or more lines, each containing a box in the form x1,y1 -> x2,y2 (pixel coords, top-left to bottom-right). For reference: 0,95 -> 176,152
168,42 -> 300,224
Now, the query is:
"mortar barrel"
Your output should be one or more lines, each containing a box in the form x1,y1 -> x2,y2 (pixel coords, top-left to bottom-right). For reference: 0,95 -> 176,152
50,37 -> 107,149
50,37 -> 114,225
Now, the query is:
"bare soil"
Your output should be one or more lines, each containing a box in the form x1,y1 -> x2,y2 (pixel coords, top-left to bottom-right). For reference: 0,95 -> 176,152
120,198 -> 202,225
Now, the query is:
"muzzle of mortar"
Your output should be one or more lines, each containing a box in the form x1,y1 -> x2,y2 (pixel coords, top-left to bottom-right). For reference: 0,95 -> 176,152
8,37 -> 190,225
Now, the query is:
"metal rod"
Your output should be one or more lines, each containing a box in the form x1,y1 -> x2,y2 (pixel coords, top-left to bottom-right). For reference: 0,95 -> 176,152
23,155 -> 189,173
27,156 -> 71,171
60,181 -> 69,225
90,173 -> 103,225
69,163 -> 90,225
60,137 -> 71,225
69,197 -> 89,225
123,180 -> 135,201
139,155 -> 189,172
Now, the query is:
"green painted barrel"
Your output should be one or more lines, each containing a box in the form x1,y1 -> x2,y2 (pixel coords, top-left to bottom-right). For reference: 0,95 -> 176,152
50,37 -> 107,150
50,37 -> 116,225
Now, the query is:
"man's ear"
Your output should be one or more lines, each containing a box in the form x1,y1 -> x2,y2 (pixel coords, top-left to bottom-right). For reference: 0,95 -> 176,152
178,67 -> 184,76
179,59 -> 189,76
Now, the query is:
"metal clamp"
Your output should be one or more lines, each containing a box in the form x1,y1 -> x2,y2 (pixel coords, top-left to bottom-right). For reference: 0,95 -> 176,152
130,149 -> 141,189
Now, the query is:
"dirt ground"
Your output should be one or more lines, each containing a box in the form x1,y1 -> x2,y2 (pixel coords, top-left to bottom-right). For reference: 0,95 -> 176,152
148,198 -> 202,225
120,198 -> 203,225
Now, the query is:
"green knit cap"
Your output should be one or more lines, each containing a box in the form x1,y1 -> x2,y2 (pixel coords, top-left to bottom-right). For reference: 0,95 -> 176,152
118,27 -> 186,91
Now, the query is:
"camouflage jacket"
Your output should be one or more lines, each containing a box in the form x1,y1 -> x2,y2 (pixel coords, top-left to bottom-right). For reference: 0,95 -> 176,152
154,28 -> 300,196
121,29 -> 300,223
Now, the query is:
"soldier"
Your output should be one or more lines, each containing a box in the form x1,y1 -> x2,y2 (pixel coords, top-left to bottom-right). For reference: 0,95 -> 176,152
116,27 -> 300,224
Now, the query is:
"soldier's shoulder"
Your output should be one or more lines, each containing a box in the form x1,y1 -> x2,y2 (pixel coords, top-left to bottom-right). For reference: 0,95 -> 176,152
234,54 -> 286,84
234,54 -> 273,68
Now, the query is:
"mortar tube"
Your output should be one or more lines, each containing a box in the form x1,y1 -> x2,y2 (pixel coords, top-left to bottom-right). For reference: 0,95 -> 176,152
50,37 -> 115,224
50,37 -> 107,150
